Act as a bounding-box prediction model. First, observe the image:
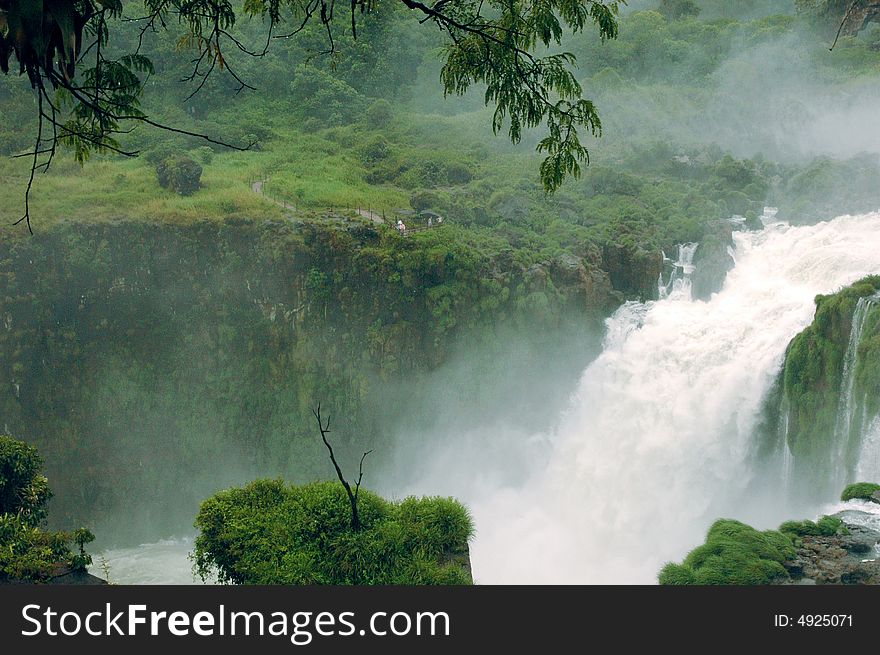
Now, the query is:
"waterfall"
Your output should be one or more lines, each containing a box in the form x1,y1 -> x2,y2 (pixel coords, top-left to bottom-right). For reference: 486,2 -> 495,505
832,292 -> 880,490
778,392 -> 794,497
450,213 -> 880,584
658,243 -> 698,300
857,415 -> 880,482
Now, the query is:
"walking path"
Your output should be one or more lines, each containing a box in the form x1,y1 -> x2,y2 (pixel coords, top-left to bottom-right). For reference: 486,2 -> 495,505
251,179 -> 384,225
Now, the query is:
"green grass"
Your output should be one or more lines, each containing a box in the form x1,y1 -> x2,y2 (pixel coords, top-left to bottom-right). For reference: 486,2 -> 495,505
779,516 -> 848,537
0,151 -> 282,231
841,482 -> 880,502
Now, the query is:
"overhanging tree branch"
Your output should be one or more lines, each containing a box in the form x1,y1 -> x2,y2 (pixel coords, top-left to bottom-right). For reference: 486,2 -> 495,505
1,0 -> 622,229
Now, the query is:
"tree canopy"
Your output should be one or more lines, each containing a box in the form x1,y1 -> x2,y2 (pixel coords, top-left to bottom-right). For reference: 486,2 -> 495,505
0,434 -> 95,582
0,0 -> 623,231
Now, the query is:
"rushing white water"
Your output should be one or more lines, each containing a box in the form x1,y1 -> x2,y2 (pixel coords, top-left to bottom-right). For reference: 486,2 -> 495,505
98,212 -> 880,585
832,293 -> 880,490
90,537 -> 206,585
461,212 -> 880,583
658,243 -> 698,300
857,415 -> 880,483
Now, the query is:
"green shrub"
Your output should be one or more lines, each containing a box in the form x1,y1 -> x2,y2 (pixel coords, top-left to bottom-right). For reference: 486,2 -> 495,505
365,99 -> 395,128
194,146 -> 215,165
194,479 -> 474,585
658,562 -> 696,584
0,435 -> 94,582
359,135 -> 390,165
0,434 -> 51,525
779,516 -> 848,537
411,190 -> 441,212
156,154 -> 203,196
658,519 -> 796,585
445,161 -> 474,185
841,482 -> 880,502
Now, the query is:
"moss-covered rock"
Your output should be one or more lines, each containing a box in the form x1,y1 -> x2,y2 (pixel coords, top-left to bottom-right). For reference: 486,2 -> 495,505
841,482 -> 880,502
779,515 -> 848,537
777,275 -> 880,496
691,219 -> 735,300
658,519 -> 796,585
658,513 -> 876,585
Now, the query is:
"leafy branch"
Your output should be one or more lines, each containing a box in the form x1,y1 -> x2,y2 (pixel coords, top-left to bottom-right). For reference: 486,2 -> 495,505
0,0 -> 622,230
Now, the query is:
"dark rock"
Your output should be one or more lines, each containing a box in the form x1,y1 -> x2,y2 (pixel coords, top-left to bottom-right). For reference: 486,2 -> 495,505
781,514 -> 880,585
782,559 -> 804,578
845,540 -> 872,554
691,220 -> 735,301
871,490 -> 880,505
601,243 -> 663,301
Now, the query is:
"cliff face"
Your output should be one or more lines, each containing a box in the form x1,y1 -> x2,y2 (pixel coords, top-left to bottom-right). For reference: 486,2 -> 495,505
601,243 -> 664,302
691,220 -> 736,301
841,1 -> 880,36
0,218 -> 637,541
764,276 -> 880,501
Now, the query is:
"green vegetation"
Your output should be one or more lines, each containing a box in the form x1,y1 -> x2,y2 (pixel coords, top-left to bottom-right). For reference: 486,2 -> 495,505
840,482 -> 880,501
661,480 -> 880,585
780,276 -> 880,481
4,1 -> 880,551
779,515 -> 848,537
156,154 -> 203,196
658,519 -> 796,585
193,479 -> 473,584
0,0 -> 624,198
0,217 -> 620,539
0,435 -> 94,582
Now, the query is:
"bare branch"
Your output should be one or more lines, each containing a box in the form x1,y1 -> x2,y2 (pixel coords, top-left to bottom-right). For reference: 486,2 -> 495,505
830,1 -> 860,51
354,449 -> 373,503
312,404 -> 365,531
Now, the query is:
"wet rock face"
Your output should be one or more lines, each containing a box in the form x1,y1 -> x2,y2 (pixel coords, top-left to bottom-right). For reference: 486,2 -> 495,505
601,243 -> 663,301
691,220 -> 735,301
783,519 -> 880,585
843,2 -> 880,36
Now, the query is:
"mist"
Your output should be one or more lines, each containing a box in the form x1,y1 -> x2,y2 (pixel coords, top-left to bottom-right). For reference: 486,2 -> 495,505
393,214 -> 880,583
5,1 -> 880,586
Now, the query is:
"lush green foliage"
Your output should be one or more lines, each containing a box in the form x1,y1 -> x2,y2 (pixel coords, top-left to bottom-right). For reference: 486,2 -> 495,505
0,217 -> 614,538
658,519 -> 796,585
840,482 -> 880,501
0,434 -> 50,524
0,434 -> 94,582
779,515 -> 848,537
782,276 -> 880,471
5,1 -> 880,546
0,0 -> 626,194
156,154 -> 203,196
193,479 -> 473,584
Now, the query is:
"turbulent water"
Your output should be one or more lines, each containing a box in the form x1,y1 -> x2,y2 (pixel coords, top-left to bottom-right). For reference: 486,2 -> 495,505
830,292 -> 880,492
457,212 -> 880,584
91,537 -> 205,585
98,212 -> 880,584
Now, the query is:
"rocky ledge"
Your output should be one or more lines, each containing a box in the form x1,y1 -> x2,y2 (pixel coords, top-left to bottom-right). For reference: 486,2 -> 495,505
782,512 -> 880,585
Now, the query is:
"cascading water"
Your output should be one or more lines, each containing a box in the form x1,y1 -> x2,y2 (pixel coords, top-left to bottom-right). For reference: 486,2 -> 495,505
658,243 -> 698,300
831,292 -> 880,491
857,415 -> 880,482
455,212 -> 880,584
778,394 -> 794,495
98,213 -> 880,584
